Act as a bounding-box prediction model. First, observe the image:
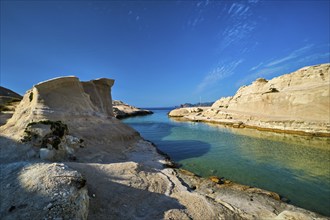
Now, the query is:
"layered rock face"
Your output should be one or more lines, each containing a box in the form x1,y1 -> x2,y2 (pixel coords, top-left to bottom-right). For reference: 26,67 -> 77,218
82,79 -> 114,117
1,76 -> 138,141
170,64 -> 330,136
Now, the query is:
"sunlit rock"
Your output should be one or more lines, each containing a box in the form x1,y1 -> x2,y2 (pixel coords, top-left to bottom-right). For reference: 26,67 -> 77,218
170,63 -> 330,136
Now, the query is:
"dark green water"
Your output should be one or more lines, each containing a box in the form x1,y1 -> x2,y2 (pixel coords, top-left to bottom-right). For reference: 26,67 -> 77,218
122,108 -> 330,216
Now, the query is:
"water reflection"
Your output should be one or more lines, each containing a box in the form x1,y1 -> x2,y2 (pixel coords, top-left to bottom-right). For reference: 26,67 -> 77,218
206,123 -> 330,149
123,110 -> 330,216
126,122 -> 211,161
206,124 -> 330,180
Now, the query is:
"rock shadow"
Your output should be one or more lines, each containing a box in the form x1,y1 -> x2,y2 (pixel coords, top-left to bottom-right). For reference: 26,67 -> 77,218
125,121 -> 211,162
0,135 -> 89,220
67,162 -> 186,219
0,135 -> 186,219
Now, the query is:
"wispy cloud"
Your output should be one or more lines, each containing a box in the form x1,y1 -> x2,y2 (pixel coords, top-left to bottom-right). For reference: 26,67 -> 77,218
250,62 -> 263,71
265,44 -> 314,67
197,59 -> 243,93
228,3 -> 248,16
187,1 -> 208,28
196,0 -> 210,8
237,44 -> 329,87
236,65 -> 288,87
248,0 -> 259,3
219,1 -> 259,51
296,52 -> 330,63
188,16 -> 204,27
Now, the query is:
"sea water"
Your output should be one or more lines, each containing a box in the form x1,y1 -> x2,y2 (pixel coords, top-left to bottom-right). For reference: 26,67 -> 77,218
122,108 -> 330,216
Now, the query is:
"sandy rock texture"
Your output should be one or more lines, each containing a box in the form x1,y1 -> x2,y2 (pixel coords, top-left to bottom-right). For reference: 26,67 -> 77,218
1,76 -> 328,219
0,162 -> 89,220
113,100 -> 153,119
169,64 -> 330,136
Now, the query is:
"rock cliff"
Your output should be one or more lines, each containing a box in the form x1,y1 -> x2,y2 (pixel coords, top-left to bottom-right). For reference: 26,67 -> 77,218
1,76 -> 328,219
1,77 -> 138,141
169,63 -> 330,136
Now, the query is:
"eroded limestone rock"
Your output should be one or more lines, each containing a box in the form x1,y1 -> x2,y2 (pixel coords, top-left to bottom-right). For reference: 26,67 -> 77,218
169,64 -> 330,136
0,162 -> 89,220
20,120 -> 82,161
112,100 -> 153,119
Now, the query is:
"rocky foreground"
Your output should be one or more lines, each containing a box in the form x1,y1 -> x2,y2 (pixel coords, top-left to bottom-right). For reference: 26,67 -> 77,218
0,76 -> 328,219
169,64 -> 330,137
113,100 -> 153,119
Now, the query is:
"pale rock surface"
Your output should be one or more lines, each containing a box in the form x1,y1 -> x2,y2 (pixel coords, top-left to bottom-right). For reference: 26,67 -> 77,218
113,100 -> 153,119
0,162 -> 89,220
82,79 -> 114,117
169,64 -> 330,136
0,76 -> 138,141
0,76 -> 328,220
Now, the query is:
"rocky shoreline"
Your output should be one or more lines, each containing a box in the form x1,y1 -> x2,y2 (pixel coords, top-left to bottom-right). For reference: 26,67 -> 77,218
1,76 -> 329,219
169,107 -> 330,137
113,100 -> 153,119
169,64 -> 330,137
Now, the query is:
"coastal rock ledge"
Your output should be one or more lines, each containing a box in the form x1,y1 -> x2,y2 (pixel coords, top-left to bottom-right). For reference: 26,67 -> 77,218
169,63 -> 330,136
112,100 -> 153,119
0,76 -> 328,219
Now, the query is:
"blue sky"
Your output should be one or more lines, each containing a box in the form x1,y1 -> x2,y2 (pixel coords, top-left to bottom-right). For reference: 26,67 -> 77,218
1,0 -> 329,107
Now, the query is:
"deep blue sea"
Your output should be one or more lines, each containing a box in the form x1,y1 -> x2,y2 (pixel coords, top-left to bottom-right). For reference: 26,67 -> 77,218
122,108 -> 330,216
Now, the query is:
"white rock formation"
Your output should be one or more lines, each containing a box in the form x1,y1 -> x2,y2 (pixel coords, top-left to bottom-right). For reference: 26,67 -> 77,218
169,64 -> 330,136
112,100 -> 153,118
0,76 -> 138,141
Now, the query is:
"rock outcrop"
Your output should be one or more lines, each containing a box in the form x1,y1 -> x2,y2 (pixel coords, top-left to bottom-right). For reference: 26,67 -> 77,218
0,86 -> 22,105
1,76 -> 138,141
1,76 -> 328,219
0,86 -> 22,126
112,100 -> 153,119
169,63 -> 330,136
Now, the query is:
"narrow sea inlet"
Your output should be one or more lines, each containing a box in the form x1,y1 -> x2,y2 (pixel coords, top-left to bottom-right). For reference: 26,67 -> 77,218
123,108 -> 330,216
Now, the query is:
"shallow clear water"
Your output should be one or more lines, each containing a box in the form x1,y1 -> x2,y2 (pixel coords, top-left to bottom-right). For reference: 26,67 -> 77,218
122,108 -> 330,216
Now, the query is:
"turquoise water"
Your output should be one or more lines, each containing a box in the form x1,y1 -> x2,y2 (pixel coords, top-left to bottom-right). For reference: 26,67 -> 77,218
122,109 -> 330,216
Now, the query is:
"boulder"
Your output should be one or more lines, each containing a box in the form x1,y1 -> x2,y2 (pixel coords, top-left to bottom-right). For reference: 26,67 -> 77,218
0,162 -> 89,220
